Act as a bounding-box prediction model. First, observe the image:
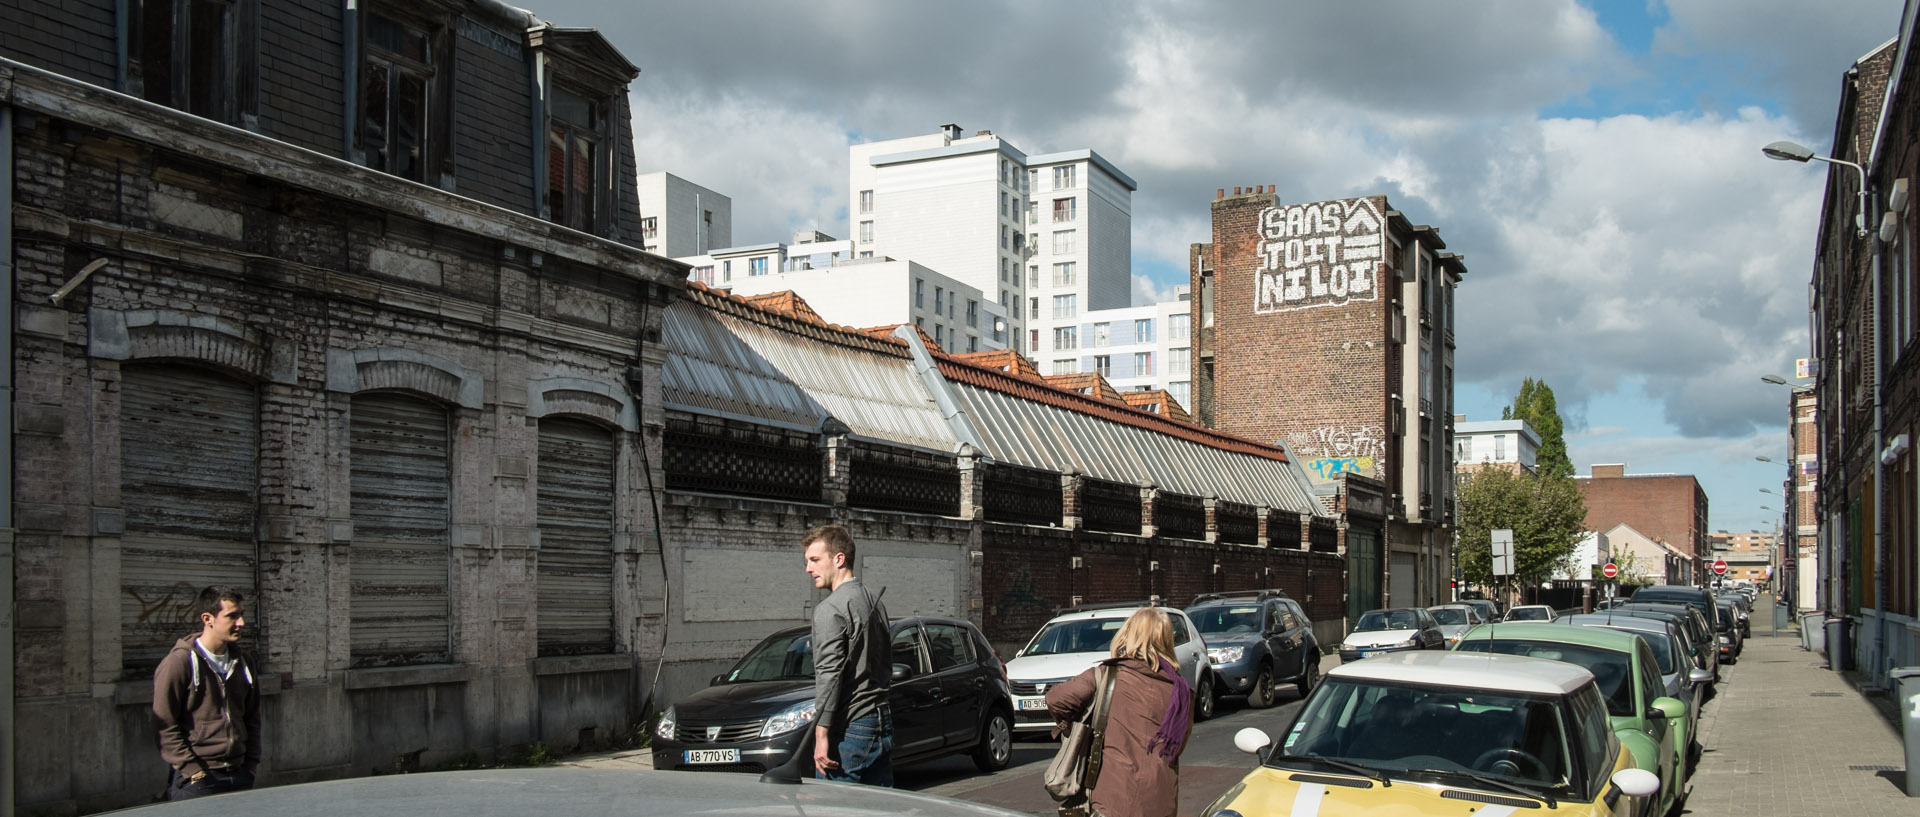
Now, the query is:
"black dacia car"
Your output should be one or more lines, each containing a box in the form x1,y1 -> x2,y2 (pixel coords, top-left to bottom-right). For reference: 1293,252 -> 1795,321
1184,589 -> 1321,708
652,616 -> 1013,775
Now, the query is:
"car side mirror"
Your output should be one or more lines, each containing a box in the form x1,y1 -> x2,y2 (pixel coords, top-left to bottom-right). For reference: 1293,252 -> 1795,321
891,663 -> 915,682
1234,727 -> 1274,762
710,673 -> 728,686
1610,767 -> 1660,798
1650,697 -> 1686,721
1688,668 -> 1713,685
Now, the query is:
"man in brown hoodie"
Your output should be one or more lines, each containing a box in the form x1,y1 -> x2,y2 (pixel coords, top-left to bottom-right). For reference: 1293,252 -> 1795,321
152,585 -> 261,800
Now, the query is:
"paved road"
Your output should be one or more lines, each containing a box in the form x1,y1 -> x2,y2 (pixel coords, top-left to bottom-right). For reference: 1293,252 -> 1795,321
900,687 -> 1314,816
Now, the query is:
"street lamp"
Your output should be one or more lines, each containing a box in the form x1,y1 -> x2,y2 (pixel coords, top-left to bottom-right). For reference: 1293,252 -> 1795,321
1756,455 -> 1776,463
1763,140 -> 1868,237
1762,374 -> 1816,393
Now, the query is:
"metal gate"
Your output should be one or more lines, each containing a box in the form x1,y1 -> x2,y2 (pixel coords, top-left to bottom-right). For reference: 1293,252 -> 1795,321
119,365 -> 259,672
536,418 -> 616,655
1346,526 -> 1382,623
350,393 -> 451,666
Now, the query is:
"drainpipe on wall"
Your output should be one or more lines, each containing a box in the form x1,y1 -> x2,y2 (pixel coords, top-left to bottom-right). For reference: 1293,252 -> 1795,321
1870,181 -> 1888,686
2,102 -> 18,817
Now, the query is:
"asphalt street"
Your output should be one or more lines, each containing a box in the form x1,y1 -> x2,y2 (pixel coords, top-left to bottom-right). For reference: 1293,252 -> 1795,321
899,689 -> 1314,816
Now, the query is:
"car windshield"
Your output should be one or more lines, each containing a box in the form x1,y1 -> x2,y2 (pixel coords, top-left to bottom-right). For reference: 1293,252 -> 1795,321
1355,610 -> 1421,631
1430,608 -> 1470,626
1456,640 -> 1634,716
722,631 -> 814,683
1190,605 -> 1263,636
1507,607 -> 1550,621
1273,678 -> 1575,793
1024,618 -> 1124,656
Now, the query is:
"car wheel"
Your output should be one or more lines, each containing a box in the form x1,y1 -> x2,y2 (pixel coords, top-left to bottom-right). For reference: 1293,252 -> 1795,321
1194,673 -> 1215,721
1295,655 -> 1320,698
971,709 -> 1013,772
1246,665 -> 1277,709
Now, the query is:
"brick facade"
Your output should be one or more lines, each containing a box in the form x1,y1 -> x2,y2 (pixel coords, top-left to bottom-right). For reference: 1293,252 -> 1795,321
1577,464 -> 1710,582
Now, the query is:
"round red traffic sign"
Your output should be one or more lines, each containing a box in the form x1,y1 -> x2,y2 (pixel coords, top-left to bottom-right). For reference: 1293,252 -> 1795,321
1712,559 -> 1729,575
1602,562 -> 1619,579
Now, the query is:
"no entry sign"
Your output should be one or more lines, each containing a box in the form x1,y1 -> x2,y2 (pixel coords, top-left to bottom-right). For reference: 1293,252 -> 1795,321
1712,559 -> 1729,575
1602,562 -> 1619,579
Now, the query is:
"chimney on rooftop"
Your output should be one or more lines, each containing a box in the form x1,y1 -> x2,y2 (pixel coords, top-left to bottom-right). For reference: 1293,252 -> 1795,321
1592,463 -> 1626,479
976,129 -> 992,137
940,123 -> 962,140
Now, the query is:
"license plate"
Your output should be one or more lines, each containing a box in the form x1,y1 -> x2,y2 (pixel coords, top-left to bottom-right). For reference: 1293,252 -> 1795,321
1018,697 -> 1049,711
683,748 -> 739,764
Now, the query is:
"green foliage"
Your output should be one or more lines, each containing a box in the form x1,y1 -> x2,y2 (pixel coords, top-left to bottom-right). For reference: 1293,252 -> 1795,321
1505,377 -> 1573,479
1455,466 -> 1589,586
504,742 -> 554,767
434,752 -> 485,772
1608,548 -> 1657,588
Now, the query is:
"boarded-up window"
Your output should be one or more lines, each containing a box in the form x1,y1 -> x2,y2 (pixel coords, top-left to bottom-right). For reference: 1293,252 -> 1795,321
350,393 -> 450,666
120,364 -> 258,673
536,418 -> 616,655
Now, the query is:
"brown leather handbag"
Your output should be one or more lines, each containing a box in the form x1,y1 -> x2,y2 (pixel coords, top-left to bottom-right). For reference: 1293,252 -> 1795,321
1043,664 -> 1118,817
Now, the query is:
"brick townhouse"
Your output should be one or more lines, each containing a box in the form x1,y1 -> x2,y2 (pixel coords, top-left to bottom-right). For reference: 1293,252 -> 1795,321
1576,464 -> 1709,584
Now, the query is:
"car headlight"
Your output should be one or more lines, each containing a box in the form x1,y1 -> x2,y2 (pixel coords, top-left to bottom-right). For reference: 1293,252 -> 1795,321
1396,637 -> 1419,648
654,706 -> 678,741
1207,646 -> 1245,664
760,699 -> 817,737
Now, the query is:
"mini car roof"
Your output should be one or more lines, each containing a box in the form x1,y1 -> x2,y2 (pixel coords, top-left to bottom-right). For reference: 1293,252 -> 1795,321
1328,649 -> 1594,695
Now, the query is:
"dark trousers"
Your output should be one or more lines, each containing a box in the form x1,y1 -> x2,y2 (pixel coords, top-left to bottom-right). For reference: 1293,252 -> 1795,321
166,767 -> 254,801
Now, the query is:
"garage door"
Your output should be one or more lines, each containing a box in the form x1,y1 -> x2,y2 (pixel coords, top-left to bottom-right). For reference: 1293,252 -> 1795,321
1390,553 -> 1417,608
120,365 -> 258,672
536,418 -> 616,656
350,393 -> 450,666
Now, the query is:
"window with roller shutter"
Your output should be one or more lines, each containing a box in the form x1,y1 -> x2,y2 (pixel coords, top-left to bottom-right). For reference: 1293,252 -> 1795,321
349,393 -> 451,667
119,364 -> 260,674
536,418 -> 617,656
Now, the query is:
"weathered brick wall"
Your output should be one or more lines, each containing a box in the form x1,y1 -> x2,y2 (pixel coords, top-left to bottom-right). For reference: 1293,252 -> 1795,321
259,0 -> 347,156
453,16 -> 536,214
1579,472 -> 1708,563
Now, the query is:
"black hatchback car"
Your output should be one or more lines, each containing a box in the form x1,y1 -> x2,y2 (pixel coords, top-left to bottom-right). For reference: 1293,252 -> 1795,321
1185,589 -> 1321,708
651,616 -> 1013,775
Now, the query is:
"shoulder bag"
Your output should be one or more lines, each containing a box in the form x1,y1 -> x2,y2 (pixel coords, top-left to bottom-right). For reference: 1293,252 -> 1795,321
1043,663 -> 1118,816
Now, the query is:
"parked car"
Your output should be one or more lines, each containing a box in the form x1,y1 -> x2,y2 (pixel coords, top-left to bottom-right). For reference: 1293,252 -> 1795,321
1555,612 -> 1710,770
1712,598 -> 1745,662
1458,597 -> 1503,623
1607,604 -> 1720,689
1426,603 -> 1487,647
1338,607 -> 1445,662
1455,622 -> 1690,814
1185,589 -> 1321,708
652,616 -> 1013,774
1628,585 -> 1725,633
112,768 -> 1032,816
1206,651 -> 1661,817
1505,604 -> 1558,622
1716,594 -> 1752,638
1005,601 -> 1210,733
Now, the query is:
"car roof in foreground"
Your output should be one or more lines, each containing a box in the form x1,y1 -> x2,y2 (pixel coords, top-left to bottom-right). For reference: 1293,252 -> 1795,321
105,768 -> 1029,817
1458,621 -> 1641,651
1327,649 -> 1593,695
1050,604 -> 1183,622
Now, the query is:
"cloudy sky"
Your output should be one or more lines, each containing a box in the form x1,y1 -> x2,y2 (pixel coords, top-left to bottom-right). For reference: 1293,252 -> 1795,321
535,0 -> 1901,533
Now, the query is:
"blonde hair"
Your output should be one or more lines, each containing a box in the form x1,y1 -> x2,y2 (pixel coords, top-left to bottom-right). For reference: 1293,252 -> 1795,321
1110,607 -> 1176,669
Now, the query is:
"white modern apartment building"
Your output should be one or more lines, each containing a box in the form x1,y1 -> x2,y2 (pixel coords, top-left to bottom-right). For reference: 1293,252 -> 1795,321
1042,288 -> 1198,412
679,235 -> 1008,353
638,171 -> 731,258
850,125 -> 1137,357
1453,418 -> 1542,473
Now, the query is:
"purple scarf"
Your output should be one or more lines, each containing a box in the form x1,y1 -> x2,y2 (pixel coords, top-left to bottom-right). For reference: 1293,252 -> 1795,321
1145,657 -> 1192,761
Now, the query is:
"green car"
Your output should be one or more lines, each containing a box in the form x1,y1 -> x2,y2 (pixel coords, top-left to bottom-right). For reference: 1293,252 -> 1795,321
1455,623 -> 1688,817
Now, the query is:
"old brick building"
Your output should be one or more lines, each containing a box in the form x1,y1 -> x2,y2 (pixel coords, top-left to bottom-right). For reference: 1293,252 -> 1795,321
1190,188 -> 1464,616
1,1 -> 680,812
1575,464 -> 1709,584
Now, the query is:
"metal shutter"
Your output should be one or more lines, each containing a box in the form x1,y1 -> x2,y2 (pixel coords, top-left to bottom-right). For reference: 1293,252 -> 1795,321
119,365 -> 259,672
350,393 -> 451,666
536,418 -> 616,655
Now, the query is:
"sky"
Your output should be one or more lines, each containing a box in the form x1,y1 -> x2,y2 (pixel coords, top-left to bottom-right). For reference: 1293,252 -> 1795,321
530,0 -> 1904,534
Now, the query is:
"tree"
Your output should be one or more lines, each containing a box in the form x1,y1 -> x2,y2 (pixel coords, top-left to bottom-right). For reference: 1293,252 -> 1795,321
1503,378 -> 1573,479
1454,465 -> 1589,587
1608,548 -> 1657,589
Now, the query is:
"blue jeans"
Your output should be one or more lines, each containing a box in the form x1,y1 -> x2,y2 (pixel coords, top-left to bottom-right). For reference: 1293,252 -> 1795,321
819,706 -> 893,787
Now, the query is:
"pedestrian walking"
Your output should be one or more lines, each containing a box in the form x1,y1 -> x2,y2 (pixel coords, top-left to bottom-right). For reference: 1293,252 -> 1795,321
152,585 -> 261,801
1044,607 -> 1193,817
802,524 -> 893,785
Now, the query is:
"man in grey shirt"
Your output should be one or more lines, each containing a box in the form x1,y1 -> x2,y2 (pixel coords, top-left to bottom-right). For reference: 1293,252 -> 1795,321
802,524 -> 893,785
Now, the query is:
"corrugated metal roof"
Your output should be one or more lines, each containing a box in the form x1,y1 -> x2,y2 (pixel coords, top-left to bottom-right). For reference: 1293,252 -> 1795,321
945,381 -> 1324,516
659,301 -> 958,452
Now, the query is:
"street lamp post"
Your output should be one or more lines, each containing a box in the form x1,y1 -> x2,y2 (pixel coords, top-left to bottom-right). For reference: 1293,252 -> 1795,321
1764,138 -> 1882,679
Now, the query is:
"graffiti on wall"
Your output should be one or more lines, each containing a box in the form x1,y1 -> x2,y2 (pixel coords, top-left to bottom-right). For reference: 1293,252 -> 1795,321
1254,198 -> 1385,313
1287,424 -> 1386,483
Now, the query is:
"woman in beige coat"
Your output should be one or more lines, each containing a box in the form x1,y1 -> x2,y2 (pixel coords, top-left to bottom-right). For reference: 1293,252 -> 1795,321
1044,608 -> 1194,817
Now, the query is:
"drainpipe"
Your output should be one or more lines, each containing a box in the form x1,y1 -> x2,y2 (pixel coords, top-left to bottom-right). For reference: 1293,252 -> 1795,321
342,0 -> 359,159
1871,181 -> 1888,685
2,102 -> 17,817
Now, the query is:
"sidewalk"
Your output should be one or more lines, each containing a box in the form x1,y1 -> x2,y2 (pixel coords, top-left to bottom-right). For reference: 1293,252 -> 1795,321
1685,627 -> 1920,816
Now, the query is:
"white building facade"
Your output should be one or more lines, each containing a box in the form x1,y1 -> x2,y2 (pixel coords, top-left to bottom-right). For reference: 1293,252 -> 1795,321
1454,418 -> 1542,472
638,171 -> 731,258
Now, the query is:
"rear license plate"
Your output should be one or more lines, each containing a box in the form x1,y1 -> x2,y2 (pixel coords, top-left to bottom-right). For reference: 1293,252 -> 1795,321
684,748 -> 739,764
1018,698 -> 1049,711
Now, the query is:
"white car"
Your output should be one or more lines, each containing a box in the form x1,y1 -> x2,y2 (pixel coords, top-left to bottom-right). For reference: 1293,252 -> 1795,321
1004,602 -> 1211,733
1505,604 -> 1558,622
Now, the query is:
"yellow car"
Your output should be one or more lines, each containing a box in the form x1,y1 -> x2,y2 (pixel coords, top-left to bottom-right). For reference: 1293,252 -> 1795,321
1201,650 -> 1660,817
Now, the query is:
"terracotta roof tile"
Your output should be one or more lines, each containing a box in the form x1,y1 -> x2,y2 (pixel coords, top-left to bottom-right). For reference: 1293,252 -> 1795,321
1119,389 -> 1194,424
1041,373 -> 1128,405
952,349 -> 1046,382
681,281 -> 912,358
857,323 -> 944,352
741,291 -> 826,325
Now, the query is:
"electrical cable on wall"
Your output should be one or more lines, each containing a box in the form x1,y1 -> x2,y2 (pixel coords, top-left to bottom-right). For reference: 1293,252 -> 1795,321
631,288 -> 672,720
